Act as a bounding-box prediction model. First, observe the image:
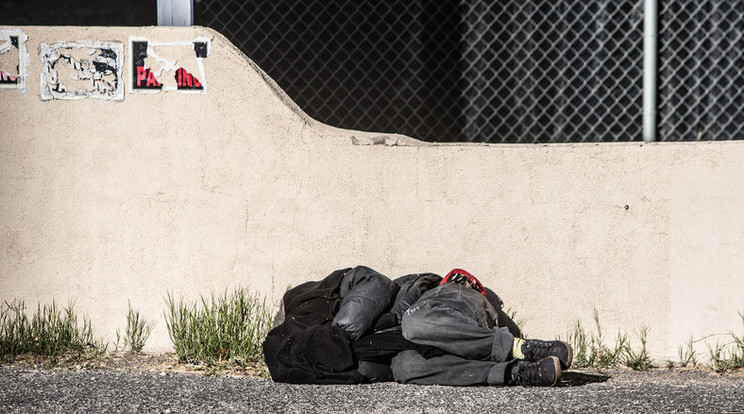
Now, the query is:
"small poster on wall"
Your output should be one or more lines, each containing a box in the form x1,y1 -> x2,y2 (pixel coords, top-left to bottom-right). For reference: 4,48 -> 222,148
0,29 -> 28,92
129,36 -> 210,94
39,40 -> 124,101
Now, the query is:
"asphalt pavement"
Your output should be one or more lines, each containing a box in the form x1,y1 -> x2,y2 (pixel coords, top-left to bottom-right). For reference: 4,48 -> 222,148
1,365 -> 743,413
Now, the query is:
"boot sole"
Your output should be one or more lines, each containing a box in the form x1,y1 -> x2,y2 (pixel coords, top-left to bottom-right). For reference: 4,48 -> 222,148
547,356 -> 562,387
558,340 -> 573,370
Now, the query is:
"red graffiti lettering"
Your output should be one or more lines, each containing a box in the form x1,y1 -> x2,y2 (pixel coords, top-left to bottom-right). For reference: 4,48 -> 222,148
136,66 -> 146,86
135,66 -> 162,89
146,70 -> 159,87
175,68 -> 203,89
0,70 -> 17,82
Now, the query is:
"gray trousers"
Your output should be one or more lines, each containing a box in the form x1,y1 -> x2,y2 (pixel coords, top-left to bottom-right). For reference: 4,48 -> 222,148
391,283 -> 516,386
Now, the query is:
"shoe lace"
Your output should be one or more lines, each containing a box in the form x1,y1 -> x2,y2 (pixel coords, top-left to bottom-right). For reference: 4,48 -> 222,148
524,340 -> 551,360
514,363 -> 541,386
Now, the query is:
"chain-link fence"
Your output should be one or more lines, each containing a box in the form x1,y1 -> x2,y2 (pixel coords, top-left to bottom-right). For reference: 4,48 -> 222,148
659,1 -> 744,141
461,1 -> 643,142
195,0 -> 744,143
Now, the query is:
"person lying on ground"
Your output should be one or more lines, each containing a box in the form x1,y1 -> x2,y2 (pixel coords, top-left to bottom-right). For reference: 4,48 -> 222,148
263,266 -> 572,387
391,268 -> 572,387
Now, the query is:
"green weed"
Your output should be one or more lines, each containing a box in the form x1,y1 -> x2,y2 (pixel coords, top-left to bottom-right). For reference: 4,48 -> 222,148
116,302 -> 154,354
707,311 -> 744,373
676,335 -> 697,368
624,325 -> 653,371
566,310 -> 744,372
564,308 -> 633,369
729,311 -> 744,368
707,342 -> 737,374
0,299 -> 105,363
566,319 -> 590,368
164,288 -> 272,367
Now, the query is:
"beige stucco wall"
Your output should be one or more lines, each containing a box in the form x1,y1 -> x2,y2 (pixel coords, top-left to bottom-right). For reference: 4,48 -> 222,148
1,26 -> 742,361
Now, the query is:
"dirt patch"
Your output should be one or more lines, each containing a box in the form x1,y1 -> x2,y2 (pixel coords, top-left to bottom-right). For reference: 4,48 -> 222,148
1,353 -> 270,378
3,352 -> 741,382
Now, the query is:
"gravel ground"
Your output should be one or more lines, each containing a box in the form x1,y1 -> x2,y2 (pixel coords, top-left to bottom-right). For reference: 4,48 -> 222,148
1,361 -> 743,414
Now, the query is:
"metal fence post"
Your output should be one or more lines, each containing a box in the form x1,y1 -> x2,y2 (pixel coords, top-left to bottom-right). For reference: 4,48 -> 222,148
158,0 -> 194,26
643,0 -> 658,142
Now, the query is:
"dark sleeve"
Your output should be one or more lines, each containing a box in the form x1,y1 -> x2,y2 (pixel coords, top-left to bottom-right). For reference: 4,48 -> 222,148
389,273 -> 442,322
331,266 -> 399,340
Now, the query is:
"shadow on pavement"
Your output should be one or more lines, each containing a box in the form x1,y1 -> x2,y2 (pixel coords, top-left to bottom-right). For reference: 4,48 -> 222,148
559,371 -> 611,387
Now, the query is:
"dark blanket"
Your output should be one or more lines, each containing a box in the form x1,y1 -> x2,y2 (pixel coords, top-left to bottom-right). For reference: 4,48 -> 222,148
263,268 -> 365,384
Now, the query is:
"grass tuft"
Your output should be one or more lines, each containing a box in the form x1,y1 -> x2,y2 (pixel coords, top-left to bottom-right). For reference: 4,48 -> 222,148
116,302 -> 154,354
728,311 -> 744,368
564,308 -> 630,369
707,342 -> 733,374
164,288 -> 272,368
0,299 -> 105,363
566,319 -> 590,368
676,335 -> 697,368
624,325 -> 653,371
707,311 -> 744,373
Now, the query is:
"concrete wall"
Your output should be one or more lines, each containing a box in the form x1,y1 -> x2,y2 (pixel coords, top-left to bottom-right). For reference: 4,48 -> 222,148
1,26 -> 743,360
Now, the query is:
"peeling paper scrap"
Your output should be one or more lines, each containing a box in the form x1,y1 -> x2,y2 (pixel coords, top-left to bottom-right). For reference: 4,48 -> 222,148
39,40 -> 124,101
129,36 -> 211,94
0,28 -> 29,92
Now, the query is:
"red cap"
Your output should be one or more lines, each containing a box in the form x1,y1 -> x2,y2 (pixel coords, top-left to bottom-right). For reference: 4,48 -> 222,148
440,268 -> 486,296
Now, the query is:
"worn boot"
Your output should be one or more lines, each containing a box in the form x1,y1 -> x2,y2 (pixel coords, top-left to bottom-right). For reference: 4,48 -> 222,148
509,356 -> 561,387
513,338 -> 573,370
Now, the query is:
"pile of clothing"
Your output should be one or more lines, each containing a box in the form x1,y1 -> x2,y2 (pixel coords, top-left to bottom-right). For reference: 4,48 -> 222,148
262,266 -> 444,384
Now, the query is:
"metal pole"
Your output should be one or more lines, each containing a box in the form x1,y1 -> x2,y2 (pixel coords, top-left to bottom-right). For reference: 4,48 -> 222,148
643,0 -> 658,142
158,0 -> 194,26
